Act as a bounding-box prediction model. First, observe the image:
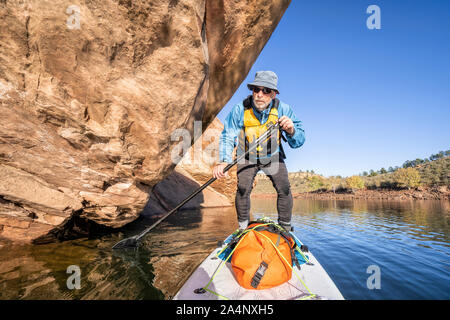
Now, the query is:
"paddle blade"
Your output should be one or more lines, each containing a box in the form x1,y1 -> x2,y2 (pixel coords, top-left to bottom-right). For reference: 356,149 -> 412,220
112,236 -> 139,250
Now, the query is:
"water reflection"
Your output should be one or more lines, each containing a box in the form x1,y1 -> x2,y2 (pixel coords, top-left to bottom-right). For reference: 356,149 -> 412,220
0,199 -> 448,300
0,237 -> 164,299
0,206 -> 237,300
251,198 -> 449,299
252,198 -> 449,237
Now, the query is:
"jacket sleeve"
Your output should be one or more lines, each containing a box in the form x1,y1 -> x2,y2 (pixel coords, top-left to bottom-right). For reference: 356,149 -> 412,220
219,104 -> 244,163
281,103 -> 305,149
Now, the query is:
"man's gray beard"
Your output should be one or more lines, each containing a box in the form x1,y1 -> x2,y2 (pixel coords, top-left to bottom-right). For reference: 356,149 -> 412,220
253,99 -> 271,112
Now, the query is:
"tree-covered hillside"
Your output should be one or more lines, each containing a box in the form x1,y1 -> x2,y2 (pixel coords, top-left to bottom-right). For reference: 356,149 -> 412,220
253,152 -> 450,194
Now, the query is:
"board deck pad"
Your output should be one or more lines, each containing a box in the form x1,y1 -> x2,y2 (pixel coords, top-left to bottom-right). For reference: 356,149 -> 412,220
174,233 -> 345,300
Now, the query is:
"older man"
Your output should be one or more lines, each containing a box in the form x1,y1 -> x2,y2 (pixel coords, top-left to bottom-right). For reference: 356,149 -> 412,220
212,71 -> 305,231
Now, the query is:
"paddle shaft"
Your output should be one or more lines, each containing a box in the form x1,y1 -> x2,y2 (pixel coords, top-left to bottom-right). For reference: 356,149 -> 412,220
133,122 -> 280,242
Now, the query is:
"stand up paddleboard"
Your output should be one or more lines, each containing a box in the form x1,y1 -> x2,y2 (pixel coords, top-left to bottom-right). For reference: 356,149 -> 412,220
173,223 -> 344,300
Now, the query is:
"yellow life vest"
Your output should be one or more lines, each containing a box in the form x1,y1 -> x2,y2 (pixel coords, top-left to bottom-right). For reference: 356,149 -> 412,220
238,96 -> 283,160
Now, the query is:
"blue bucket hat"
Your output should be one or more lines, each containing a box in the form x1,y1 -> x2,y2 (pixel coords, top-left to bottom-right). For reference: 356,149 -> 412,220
247,70 -> 279,94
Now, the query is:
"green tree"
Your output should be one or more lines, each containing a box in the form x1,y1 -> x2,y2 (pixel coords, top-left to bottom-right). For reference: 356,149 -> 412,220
380,167 -> 387,174
393,167 -> 421,189
307,175 -> 326,191
345,175 -> 365,191
429,152 -> 445,161
403,160 -> 413,168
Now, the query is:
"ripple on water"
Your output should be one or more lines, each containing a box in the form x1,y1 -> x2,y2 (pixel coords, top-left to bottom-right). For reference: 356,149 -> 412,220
0,199 -> 448,300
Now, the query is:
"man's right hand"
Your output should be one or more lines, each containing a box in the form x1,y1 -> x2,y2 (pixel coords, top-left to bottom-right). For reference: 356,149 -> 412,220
212,163 -> 229,179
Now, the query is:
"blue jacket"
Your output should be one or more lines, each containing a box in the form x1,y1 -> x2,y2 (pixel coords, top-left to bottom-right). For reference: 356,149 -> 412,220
219,98 -> 305,163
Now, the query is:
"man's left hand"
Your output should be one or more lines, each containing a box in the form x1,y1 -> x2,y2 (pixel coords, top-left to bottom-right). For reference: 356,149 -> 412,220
278,116 -> 295,136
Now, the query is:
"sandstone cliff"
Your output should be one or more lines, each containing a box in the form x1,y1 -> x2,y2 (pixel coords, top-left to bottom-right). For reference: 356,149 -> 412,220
0,0 -> 291,243
144,118 -> 237,217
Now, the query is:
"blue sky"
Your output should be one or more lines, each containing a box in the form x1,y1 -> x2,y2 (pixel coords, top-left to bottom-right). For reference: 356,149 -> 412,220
216,0 -> 450,177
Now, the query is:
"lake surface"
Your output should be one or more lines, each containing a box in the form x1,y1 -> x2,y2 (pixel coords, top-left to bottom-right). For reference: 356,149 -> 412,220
0,199 -> 448,300
252,198 -> 449,300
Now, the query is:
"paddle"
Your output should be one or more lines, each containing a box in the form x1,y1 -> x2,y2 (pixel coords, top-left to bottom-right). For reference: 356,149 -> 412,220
112,122 -> 280,249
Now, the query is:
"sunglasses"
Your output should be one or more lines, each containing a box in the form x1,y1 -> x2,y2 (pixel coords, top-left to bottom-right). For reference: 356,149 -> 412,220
252,87 -> 273,94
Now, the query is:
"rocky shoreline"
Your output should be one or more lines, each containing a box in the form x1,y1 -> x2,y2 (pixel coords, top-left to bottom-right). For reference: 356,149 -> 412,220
251,186 -> 450,201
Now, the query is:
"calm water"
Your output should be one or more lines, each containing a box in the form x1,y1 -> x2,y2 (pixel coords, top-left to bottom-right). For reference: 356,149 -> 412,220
0,199 -> 448,300
252,199 -> 450,300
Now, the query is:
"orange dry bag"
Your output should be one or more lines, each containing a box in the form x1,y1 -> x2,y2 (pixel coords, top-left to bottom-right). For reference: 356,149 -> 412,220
231,221 -> 298,290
